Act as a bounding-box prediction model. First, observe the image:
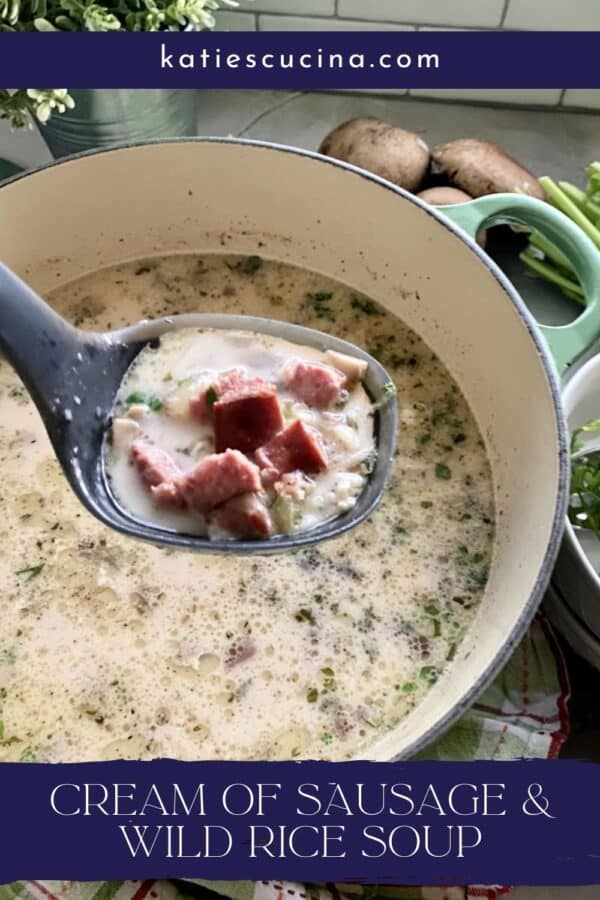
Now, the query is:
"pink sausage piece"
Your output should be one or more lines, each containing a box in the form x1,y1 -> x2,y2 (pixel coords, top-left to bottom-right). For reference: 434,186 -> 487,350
130,440 -> 186,509
214,389 -> 283,454
190,370 -> 274,426
177,448 -> 262,513
255,420 -> 328,479
209,492 -> 274,539
131,439 -> 182,488
281,360 -> 346,409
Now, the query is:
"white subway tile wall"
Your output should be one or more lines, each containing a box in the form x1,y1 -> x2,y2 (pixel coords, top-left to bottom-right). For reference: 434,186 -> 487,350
338,0 -> 504,27
214,3 -> 600,110
258,16 -> 414,31
504,0 -> 600,30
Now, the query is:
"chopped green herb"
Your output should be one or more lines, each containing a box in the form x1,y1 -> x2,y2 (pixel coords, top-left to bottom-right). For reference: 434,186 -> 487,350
472,552 -> 485,564
321,666 -> 335,678
306,291 -> 334,320
419,665 -> 439,684
435,463 -> 452,480
306,687 -> 319,703
125,392 -> 163,412
0,721 -> 4,740
20,746 -> 37,762
358,606 -> 376,633
321,731 -> 333,744
381,382 -> 396,398
205,386 -> 218,407
424,603 -> 440,617
401,681 -> 416,693
313,594 -> 324,605
419,433 -> 432,445
468,566 -> 489,589
16,564 -> 44,581
238,255 -> 263,274
2,647 -> 16,664
351,296 -> 379,316
393,524 -> 407,536
330,602 -> 340,615
446,643 -> 457,661
421,500 -> 433,509
453,433 -> 466,444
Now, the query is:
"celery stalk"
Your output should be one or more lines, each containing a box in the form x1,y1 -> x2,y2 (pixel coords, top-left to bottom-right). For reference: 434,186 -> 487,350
540,176 -> 600,249
528,230 -> 575,274
520,249 -> 585,304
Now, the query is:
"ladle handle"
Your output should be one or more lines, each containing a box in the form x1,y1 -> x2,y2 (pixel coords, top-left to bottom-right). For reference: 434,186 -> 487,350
0,262 -> 84,429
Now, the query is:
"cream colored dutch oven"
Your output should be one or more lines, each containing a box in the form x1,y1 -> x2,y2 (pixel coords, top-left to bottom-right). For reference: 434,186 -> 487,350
2,138 -> 600,759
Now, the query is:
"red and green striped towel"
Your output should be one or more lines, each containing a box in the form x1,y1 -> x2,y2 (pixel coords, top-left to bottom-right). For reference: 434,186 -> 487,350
1,613 -> 569,900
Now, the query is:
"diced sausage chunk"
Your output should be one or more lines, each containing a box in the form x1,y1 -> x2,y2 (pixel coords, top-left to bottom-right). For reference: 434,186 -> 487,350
255,420 -> 328,478
190,370 -> 273,426
177,448 -> 262,513
281,360 -> 347,409
131,440 -> 182,488
325,350 -> 368,384
151,481 -> 186,509
214,389 -> 283,454
209,493 -> 273,539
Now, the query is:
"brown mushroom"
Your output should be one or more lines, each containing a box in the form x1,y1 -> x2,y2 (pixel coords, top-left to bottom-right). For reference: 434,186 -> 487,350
432,139 -> 545,200
433,138 -> 545,200
319,117 -> 430,192
417,187 -> 472,205
416,186 -> 487,249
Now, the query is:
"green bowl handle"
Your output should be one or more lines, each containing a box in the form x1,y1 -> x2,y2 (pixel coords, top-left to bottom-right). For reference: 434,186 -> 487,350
439,193 -> 600,374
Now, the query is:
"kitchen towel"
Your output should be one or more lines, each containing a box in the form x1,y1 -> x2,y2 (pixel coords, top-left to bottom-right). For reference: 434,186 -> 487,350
1,613 -> 570,900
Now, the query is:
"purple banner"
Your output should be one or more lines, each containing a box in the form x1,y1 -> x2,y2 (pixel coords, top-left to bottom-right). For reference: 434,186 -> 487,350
1,758 -> 599,884
0,31 -> 599,88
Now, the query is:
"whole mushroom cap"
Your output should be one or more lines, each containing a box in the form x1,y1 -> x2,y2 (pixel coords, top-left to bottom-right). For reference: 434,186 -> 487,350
417,186 -> 473,205
432,138 -> 545,200
319,116 -> 430,193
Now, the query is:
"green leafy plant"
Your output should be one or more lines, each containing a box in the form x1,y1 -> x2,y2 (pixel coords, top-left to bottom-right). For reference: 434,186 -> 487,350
1,0 -> 238,31
0,88 -> 75,128
0,0 -> 238,127
569,418 -> 600,537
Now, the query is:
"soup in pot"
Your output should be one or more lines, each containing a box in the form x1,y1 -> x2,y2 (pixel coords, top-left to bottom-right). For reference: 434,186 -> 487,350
0,254 -> 494,762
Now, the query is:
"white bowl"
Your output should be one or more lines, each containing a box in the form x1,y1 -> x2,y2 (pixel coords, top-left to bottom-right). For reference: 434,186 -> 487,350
553,353 -> 600,638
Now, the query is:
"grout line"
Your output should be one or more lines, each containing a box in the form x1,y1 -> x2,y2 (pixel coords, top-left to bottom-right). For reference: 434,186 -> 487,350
236,91 -> 305,136
499,0 -> 510,26
240,10 -> 520,29
328,89 -> 597,114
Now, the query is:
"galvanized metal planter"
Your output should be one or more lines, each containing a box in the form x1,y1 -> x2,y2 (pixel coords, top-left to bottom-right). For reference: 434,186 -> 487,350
37,90 -> 198,158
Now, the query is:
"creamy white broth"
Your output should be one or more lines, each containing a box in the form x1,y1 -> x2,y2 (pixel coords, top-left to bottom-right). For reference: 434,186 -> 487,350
106,328 -> 376,538
0,254 -> 494,762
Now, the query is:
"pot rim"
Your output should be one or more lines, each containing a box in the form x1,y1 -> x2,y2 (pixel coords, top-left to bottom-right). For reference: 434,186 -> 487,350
0,135 -> 569,758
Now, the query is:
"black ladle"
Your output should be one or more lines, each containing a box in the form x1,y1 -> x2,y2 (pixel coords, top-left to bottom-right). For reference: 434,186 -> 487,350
0,262 -> 397,554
